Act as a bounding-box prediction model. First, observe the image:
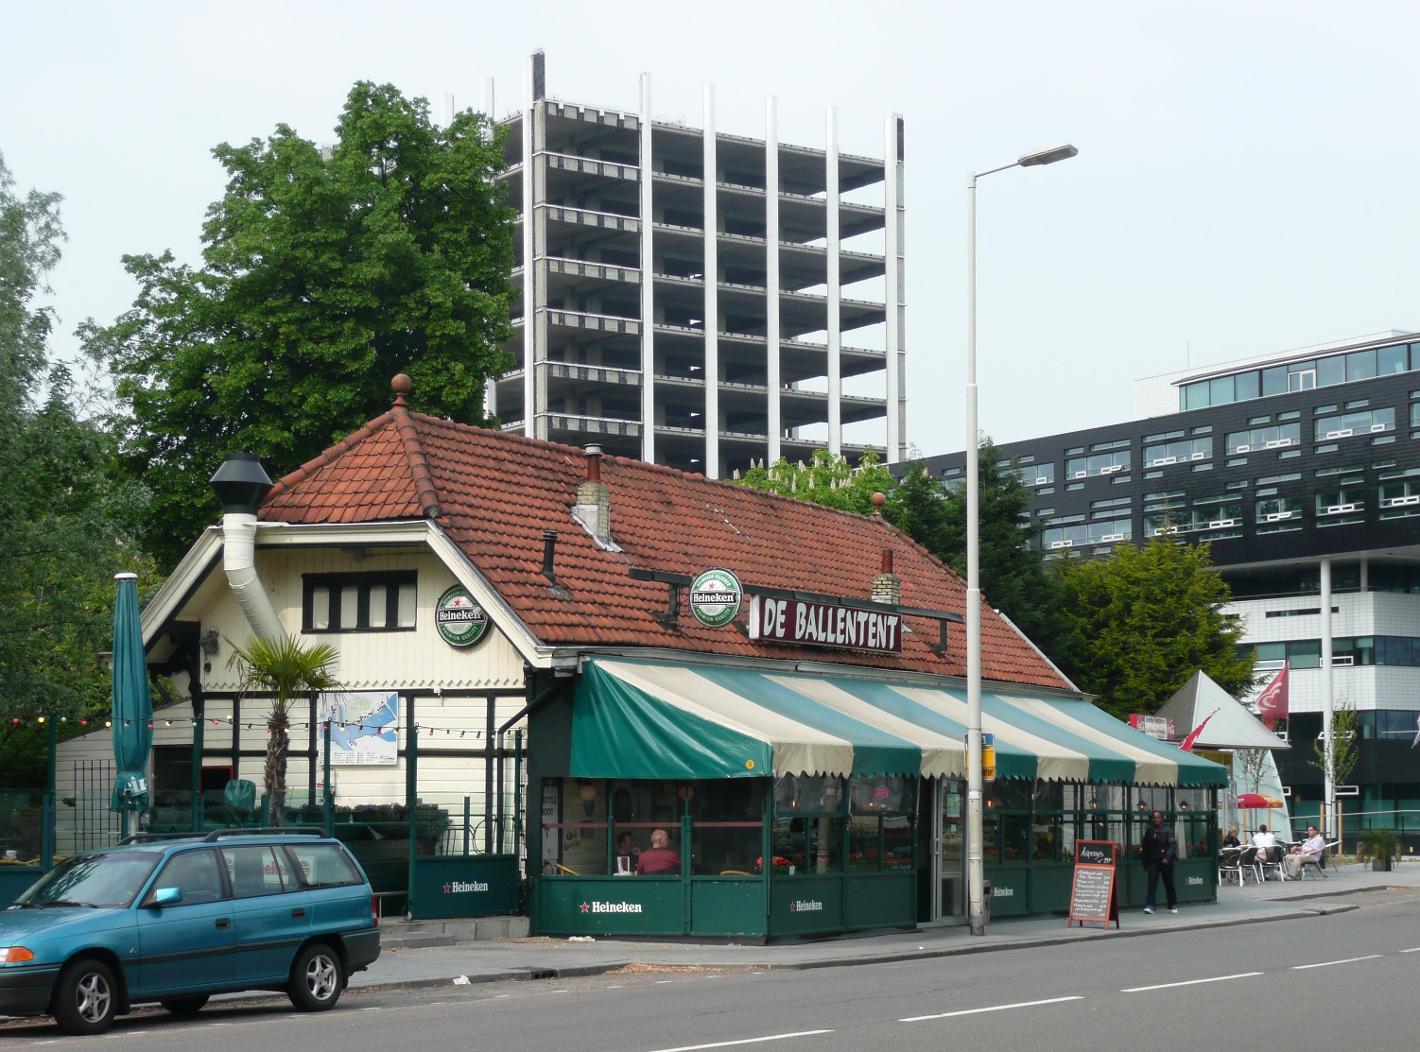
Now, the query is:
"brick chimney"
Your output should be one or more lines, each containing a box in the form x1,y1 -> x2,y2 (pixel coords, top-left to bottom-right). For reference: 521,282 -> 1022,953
872,548 -> 902,605
572,445 -> 620,550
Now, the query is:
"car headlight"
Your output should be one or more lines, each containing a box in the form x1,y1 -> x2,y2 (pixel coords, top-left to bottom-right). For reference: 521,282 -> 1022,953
0,947 -> 36,964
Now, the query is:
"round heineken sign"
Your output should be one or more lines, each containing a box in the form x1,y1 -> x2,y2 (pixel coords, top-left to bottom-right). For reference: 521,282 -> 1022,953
689,568 -> 743,628
435,585 -> 489,648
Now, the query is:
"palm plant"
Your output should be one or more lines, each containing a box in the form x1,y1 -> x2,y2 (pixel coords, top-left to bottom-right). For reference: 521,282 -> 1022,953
227,636 -> 340,825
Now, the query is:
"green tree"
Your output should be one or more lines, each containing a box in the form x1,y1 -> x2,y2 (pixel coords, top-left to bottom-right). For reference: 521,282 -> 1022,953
0,154 -> 155,785
226,636 -> 340,823
1056,537 -> 1255,719
898,443 -> 1069,659
85,82 -> 516,568
1312,697 -> 1359,788
737,449 -> 896,514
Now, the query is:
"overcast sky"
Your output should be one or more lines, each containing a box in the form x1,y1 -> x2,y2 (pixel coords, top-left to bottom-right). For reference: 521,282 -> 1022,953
5,1 -> 1419,456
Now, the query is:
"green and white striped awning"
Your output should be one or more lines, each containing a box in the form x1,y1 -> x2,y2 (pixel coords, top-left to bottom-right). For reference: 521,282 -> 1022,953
570,659 -> 1226,787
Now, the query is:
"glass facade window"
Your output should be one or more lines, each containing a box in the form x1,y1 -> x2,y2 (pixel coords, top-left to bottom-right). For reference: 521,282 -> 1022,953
1065,450 -> 1131,479
1313,407 -> 1395,441
1008,462 -> 1055,487
1380,344 -> 1408,375
1316,486 -> 1365,515
1347,349 -> 1378,381
1144,435 -> 1210,467
1234,370 -> 1260,401
1209,375 -> 1235,405
1261,366 -> 1287,396
1317,355 -> 1346,386
1256,496 -> 1303,526
1379,467 -> 1420,516
1043,518 -> 1132,550
1225,422 -> 1300,454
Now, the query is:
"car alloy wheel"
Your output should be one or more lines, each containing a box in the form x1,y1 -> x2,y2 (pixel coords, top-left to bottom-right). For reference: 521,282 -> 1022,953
305,951 -> 339,1002
75,970 -> 112,1024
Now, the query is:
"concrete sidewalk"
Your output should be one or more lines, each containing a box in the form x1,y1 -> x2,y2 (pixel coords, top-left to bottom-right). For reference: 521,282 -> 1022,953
353,860 -> 1420,991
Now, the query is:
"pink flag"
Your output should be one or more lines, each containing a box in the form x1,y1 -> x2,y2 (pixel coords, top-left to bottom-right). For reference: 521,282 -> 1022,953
1178,708 -> 1219,752
1255,662 -> 1290,731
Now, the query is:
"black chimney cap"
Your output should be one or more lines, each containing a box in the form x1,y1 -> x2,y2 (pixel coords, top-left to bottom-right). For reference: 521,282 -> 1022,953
209,453 -> 273,514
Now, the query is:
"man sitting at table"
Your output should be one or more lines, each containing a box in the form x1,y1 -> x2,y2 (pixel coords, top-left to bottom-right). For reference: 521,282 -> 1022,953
637,828 -> 682,875
1283,825 -> 1326,878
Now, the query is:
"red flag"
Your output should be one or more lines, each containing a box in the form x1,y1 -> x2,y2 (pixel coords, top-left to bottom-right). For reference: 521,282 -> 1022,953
1178,708 -> 1219,752
1255,662 -> 1290,730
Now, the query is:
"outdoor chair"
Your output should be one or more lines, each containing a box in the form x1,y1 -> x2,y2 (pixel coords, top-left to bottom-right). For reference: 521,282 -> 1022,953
1218,848 -> 1244,886
1258,846 -> 1286,881
1295,853 -> 1326,879
1235,846 -> 1263,884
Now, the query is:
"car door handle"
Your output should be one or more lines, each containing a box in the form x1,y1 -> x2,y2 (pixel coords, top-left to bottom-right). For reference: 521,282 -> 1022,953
215,918 -> 231,929
291,908 -> 306,918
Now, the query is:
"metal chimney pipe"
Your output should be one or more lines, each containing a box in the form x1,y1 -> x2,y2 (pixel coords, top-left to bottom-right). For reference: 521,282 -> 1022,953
584,445 -> 603,482
542,530 -> 558,580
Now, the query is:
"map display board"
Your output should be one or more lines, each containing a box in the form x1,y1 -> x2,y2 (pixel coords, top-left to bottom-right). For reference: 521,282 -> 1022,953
1067,839 -> 1120,929
317,691 -> 399,766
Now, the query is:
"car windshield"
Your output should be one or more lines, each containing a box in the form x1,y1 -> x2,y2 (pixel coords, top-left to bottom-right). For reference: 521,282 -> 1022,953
12,853 -> 160,910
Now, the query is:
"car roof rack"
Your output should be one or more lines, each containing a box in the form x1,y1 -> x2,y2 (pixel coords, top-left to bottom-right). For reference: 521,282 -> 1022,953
118,831 -> 206,845
201,827 -> 326,842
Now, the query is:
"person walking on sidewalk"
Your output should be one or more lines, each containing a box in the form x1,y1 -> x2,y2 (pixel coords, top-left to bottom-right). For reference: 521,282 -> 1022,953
1140,810 -> 1179,915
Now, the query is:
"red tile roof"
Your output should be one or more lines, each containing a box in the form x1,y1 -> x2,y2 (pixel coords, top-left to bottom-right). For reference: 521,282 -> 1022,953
261,402 -> 1070,690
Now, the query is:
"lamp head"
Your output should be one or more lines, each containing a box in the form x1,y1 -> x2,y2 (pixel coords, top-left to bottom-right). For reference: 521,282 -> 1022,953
1018,143 -> 1078,168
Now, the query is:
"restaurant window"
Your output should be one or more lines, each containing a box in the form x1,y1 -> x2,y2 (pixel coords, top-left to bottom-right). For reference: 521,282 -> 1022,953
690,780 -> 764,877
847,775 -> 915,872
543,778 -> 610,875
985,781 -> 1031,863
772,775 -> 844,877
303,572 -> 416,633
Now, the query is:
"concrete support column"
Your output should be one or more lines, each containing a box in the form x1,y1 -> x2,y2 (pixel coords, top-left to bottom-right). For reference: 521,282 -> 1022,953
483,76 -> 499,423
703,85 -> 719,478
640,74 -> 656,462
765,96 -> 781,466
825,106 -> 842,457
1320,557 -> 1335,840
884,114 -> 907,463
521,54 -> 539,437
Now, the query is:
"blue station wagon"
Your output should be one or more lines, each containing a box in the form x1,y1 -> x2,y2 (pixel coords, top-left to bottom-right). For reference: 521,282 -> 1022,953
0,828 -> 380,1035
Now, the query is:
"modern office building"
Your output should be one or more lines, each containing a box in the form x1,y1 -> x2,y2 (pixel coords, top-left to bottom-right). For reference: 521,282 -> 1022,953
486,51 -> 907,478
910,330 -> 1420,831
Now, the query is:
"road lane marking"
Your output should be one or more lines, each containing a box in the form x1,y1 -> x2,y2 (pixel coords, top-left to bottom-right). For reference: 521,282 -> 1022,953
1123,972 -> 1262,993
494,993 -> 512,998
644,1031 -> 834,1052
900,996 -> 1082,1022
607,984 -> 625,989
1293,955 -> 1383,970
655,979 -> 674,984
1400,948 -> 1420,953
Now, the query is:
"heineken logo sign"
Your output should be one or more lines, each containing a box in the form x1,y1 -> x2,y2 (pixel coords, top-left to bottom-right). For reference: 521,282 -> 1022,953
578,900 -> 643,914
689,569 -> 743,628
787,899 -> 824,913
443,880 -> 490,894
435,585 -> 489,648
748,596 -> 903,654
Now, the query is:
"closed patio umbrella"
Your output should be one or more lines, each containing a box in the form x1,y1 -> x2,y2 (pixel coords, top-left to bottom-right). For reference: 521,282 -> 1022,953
110,572 -> 153,826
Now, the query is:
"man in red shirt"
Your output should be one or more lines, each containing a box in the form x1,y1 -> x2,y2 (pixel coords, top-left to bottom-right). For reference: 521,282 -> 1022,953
636,828 -> 681,875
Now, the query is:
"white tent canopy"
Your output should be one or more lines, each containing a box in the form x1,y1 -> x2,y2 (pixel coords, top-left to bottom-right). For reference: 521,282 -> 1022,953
1156,670 -> 1290,752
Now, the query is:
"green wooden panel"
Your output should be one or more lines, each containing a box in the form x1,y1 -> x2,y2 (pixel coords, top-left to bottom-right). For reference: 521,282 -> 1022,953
535,877 -> 685,936
769,876 -> 844,935
982,864 -> 1031,916
1027,863 -> 1074,914
844,872 -> 915,929
409,855 -> 518,920
1174,859 -> 1216,903
0,867 -> 41,907
690,878 -> 766,936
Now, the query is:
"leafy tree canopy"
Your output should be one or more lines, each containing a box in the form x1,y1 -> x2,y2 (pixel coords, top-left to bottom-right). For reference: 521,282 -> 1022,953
0,154 -> 155,783
1055,536 -> 1255,719
84,82 -> 516,568
736,449 -> 896,515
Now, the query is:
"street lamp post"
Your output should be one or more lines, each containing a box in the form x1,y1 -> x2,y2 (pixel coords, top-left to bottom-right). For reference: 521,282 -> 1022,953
965,143 -> 1077,937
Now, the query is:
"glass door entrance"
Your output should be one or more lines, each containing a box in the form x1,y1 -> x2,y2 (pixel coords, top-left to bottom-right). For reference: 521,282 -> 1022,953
925,778 -> 965,921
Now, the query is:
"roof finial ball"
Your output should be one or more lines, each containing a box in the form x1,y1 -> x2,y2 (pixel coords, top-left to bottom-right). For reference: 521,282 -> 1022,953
870,492 -> 886,516
391,373 -> 413,406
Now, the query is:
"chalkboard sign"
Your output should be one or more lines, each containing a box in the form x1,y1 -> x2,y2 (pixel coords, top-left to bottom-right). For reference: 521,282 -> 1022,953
1068,839 -> 1119,929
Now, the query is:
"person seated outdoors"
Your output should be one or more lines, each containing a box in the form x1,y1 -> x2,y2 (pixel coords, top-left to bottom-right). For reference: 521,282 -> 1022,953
614,832 -> 640,874
636,828 -> 681,875
1283,824 -> 1325,878
1222,827 -> 1241,849
1251,824 -> 1280,873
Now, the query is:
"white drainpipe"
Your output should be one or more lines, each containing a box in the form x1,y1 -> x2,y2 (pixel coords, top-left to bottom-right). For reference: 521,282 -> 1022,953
222,512 -> 284,641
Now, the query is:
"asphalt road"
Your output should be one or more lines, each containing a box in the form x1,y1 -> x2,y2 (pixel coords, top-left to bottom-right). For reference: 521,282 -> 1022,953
7,894 -> 1418,1051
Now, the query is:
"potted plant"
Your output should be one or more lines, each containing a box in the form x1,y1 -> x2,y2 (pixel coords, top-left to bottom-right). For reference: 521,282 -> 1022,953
1364,828 -> 1399,872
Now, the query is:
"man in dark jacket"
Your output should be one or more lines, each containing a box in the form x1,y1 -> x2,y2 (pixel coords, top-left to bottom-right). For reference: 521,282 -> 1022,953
1140,810 -> 1179,914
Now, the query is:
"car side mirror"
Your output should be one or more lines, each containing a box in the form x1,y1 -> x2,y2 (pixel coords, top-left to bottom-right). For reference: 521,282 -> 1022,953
146,887 -> 182,908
